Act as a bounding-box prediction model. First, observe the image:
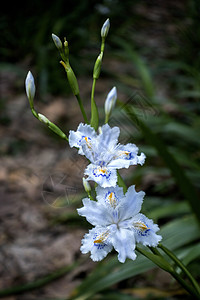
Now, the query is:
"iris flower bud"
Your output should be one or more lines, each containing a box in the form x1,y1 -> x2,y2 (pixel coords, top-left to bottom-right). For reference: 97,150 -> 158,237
83,177 -> 91,193
101,18 -> 110,38
104,86 -> 117,118
93,52 -> 103,80
38,113 -> 67,139
25,71 -> 35,109
52,33 -> 63,51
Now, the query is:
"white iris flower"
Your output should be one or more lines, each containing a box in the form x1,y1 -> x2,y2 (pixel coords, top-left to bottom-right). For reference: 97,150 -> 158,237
77,185 -> 162,263
69,123 -> 146,188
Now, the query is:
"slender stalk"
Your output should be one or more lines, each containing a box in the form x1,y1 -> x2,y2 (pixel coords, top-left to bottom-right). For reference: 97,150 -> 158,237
171,270 -> 200,299
149,246 -> 163,257
31,108 -> 68,142
159,244 -> 200,296
91,78 -> 96,103
101,38 -> 105,53
88,191 -> 94,201
137,246 -> 200,299
105,113 -> 109,124
90,78 -> 99,130
76,93 -> 89,124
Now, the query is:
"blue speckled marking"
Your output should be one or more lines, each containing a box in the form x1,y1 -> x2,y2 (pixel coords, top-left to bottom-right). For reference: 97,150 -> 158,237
104,191 -> 118,207
93,233 -> 107,250
93,167 -> 111,179
134,221 -> 150,236
124,151 -> 134,160
139,228 -> 150,236
78,135 -> 91,146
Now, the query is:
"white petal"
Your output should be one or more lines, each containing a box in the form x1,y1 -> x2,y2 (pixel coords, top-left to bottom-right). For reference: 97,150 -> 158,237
104,86 -> 117,116
132,213 -> 162,247
98,124 -> 120,151
77,198 -> 113,226
119,185 -> 145,221
81,227 -> 113,261
101,18 -> 110,38
85,164 -> 117,188
108,143 -> 146,169
25,71 -> 35,100
111,228 -> 136,263
69,123 -> 97,155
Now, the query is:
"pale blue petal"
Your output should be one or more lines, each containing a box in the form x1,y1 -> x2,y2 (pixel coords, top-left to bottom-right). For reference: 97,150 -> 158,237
98,124 -> 120,151
108,144 -> 146,169
80,227 -> 113,261
96,185 -> 124,208
111,228 -> 136,263
119,185 -> 145,221
69,123 -> 97,155
132,213 -> 162,247
85,164 -> 117,188
77,198 -> 112,226
81,142 -> 98,164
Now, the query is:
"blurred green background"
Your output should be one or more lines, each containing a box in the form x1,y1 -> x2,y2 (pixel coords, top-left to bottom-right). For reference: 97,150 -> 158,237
0,0 -> 200,299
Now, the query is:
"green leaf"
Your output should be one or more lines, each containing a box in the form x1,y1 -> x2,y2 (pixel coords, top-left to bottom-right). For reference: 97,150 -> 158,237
123,104 -> 200,223
136,246 -> 173,273
176,243 -> 200,267
112,37 -> 155,99
117,171 -> 127,193
160,215 -> 199,250
90,79 -> 99,131
90,98 -> 99,131
147,201 -> 190,220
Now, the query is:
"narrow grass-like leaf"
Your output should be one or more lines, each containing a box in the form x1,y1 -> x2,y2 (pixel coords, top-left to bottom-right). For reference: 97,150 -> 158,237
177,243 -> 200,267
112,37 -> 155,99
123,104 -> 200,222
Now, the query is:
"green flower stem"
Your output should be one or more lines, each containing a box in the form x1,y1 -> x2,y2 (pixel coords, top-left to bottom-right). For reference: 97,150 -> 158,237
159,244 -> 200,296
30,107 -> 68,142
31,108 -> 38,119
105,112 -> 110,124
137,246 -> 200,299
149,246 -> 163,257
76,93 -> 89,124
90,78 -> 99,131
60,61 -> 89,124
171,270 -> 200,299
101,38 -> 105,53
88,191 -> 94,201
90,36 -> 107,130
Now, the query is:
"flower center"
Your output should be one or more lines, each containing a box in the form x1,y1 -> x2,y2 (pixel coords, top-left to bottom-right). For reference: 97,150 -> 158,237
115,150 -> 133,160
94,230 -> 109,244
84,136 -> 92,148
133,221 -> 150,236
93,165 -> 111,178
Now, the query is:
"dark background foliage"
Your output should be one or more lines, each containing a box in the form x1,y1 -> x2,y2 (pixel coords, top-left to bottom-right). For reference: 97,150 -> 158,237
0,1 -> 200,299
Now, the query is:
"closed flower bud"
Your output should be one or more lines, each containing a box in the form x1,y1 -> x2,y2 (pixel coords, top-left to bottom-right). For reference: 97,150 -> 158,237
67,67 -> 80,96
25,71 -> 35,108
38,113 -> 67,139
101,18 -> 110,38
105,86 -> 117,117
93,52 -> 103,79
52,33 -> 63,50
83,177 -> 91,193
38,113 -> 49,124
